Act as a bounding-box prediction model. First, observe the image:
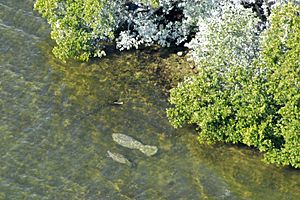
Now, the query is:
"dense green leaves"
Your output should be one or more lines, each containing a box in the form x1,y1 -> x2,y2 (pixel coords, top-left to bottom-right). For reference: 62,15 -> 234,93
255,3 -> 300,167
34,0 -> 115,61
167,3 -> 300,168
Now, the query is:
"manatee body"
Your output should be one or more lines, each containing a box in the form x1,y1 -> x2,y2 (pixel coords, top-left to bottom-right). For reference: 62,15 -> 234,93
112,133 -> 158,156
199,165 -> 234,199
107,150 -> 132,166
139,145 -> 158,157
112,133 -> 143,149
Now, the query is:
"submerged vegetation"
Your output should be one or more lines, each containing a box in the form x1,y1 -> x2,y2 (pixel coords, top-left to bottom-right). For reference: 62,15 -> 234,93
35,0 -> 299,168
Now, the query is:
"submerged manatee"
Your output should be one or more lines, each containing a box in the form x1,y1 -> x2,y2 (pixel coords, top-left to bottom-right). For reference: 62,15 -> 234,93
112,133 -> 143,149
112,133 -> 158,156
199,165 -> 234,200
107,150 -> 132,167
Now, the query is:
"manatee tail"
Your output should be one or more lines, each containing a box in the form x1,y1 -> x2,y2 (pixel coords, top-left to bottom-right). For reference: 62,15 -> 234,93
138,145 -> 158,156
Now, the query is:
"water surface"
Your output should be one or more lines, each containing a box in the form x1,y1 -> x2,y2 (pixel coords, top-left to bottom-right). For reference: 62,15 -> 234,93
0,1 -> 299,199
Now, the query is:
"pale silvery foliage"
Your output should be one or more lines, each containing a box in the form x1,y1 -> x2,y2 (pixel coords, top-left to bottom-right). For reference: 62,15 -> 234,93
116,31 -> 143,50
186,1 -> 260,70
114,1 -> 184,50
177,0 -> 220,45
114,0 -> 265,68
115,0 -> 261,52
116,0 -> 224,49
116,0 -> 199,50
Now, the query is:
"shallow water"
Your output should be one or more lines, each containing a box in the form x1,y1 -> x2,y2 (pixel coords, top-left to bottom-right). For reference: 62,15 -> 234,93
0,1 -> 299,199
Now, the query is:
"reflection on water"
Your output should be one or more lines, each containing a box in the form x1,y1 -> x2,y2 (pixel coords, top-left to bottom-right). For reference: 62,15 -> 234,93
0,0 -> 299,199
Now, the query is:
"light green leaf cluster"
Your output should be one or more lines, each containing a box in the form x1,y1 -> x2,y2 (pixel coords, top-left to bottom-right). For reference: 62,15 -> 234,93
142,0 -> 160,8
254,2 -> 300,167
34,0 -> 116,62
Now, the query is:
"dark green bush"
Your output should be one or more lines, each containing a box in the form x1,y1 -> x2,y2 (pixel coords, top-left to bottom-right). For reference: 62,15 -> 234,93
167,3 -> 300,168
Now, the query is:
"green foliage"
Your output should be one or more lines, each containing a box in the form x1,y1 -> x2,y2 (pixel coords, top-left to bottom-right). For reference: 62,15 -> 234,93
167,65 -> 250,144
254,3 -> 300,167
167,3 -> 300,168
34,0 -> 115,61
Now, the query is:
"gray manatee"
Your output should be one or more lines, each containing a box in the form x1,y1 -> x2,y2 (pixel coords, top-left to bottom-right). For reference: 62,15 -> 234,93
107,150 -> 132,167
112,133 -> 158,156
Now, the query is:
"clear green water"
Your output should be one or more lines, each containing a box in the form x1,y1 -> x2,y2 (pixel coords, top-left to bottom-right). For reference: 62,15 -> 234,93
0,1 -> 299,199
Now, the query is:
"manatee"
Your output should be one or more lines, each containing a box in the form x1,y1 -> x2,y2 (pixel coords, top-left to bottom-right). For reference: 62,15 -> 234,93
112,133 -> 158,156
112,133 -> 143,149
198,165 -> 234,199
107,150 -> 132,166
